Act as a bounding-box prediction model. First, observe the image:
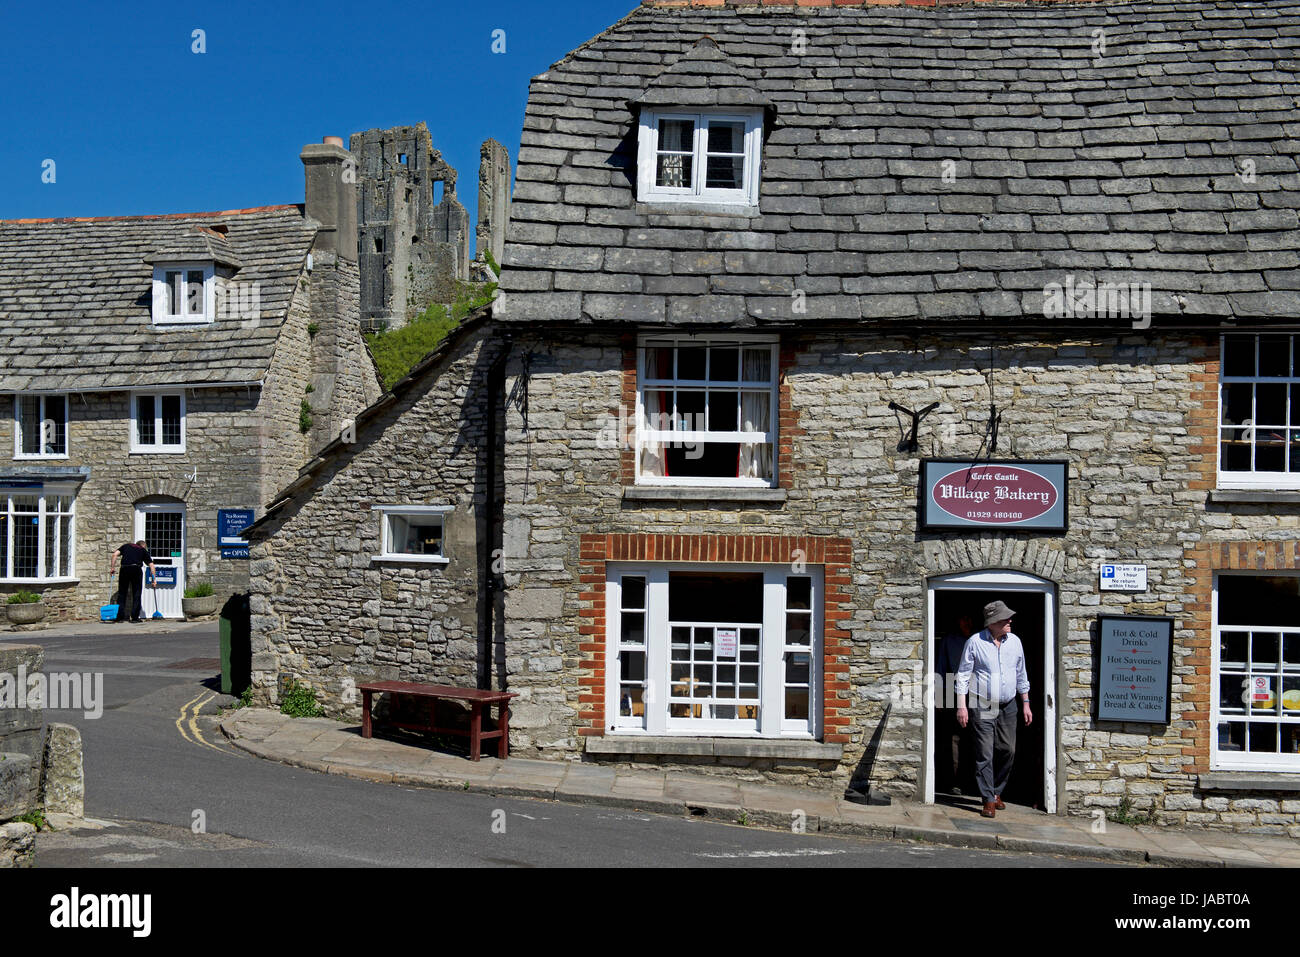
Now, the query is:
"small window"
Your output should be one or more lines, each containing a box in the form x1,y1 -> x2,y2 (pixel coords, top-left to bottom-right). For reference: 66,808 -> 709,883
373,506 -> 451,564
637,110 -> 763,206
152,263 -> 214,324
14,394 -> 68,459
131,393 -> 185,453
637,335 -> 778,487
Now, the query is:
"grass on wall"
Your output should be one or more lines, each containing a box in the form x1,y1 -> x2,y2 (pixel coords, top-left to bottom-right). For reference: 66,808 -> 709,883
365,280 -> 497,391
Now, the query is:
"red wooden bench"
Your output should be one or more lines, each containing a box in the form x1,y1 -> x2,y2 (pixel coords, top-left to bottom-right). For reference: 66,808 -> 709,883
358,681 -> 517,761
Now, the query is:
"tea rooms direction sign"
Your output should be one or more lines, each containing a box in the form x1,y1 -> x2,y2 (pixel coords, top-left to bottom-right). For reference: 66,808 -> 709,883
918,459 -> 1068,533
1096,615 -> 1174,725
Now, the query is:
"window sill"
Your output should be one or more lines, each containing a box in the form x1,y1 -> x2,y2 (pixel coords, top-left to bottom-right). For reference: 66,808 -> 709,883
584,735 -> 841,761
371,555 -> 449,565
0,578 -> 78,586
13,455 -> 69,462
634,201 -> 761,218
1199,771 -> 1300,791
129,448 -> 187,455
1209,489 -> 1300,504
623,486 -> 787,505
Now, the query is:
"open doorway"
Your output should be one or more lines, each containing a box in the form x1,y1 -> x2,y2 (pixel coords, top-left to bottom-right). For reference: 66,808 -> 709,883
927,571 -> 1056,813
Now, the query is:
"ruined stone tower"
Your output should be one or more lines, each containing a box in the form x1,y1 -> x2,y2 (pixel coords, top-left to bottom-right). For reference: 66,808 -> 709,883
477,139 -> 512,268
351,123 -> 471,331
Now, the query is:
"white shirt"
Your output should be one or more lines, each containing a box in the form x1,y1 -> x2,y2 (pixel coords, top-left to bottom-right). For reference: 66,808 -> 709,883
953,629 -> 1030,709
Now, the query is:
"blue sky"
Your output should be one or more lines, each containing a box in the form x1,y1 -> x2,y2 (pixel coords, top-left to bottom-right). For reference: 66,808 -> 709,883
0,0 -> 637,245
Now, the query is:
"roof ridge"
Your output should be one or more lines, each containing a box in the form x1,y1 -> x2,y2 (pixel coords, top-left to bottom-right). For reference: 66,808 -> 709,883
0,204 -> 304,226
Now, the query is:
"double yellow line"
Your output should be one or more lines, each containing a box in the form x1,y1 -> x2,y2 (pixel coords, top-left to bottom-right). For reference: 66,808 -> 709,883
175,691 -> 230,754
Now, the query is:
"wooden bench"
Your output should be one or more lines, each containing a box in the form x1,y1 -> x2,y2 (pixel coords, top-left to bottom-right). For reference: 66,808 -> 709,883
359,681 -> 518,761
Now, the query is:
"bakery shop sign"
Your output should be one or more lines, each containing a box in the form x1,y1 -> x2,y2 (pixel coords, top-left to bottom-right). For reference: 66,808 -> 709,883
919,459 -> 1068,532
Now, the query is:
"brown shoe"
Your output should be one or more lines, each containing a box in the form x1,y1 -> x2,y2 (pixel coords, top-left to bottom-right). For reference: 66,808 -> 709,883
993,796 -> 1006,810
981,802 -> 997,818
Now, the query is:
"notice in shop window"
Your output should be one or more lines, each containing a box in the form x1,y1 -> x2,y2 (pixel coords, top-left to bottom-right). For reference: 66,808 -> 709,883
716,628 -> 738,658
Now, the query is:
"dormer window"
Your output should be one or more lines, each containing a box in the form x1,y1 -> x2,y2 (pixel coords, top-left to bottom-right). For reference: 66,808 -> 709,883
152,263 -> 214,324
637,111 -> 763,207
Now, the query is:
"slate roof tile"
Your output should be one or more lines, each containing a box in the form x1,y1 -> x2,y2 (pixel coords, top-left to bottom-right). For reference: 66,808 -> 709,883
0,205 -> 315,391
499,1 -> 1300,326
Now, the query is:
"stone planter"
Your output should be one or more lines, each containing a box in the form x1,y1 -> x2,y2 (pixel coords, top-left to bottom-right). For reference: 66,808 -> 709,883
6,602 -> 46,626
182,595 -> 218,619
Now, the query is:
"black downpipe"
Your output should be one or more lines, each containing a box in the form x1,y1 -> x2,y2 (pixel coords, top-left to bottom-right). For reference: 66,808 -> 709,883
480,333 -> 511,691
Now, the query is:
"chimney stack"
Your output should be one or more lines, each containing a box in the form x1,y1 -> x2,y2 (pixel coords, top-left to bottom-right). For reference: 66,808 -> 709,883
300,137 -> 357,262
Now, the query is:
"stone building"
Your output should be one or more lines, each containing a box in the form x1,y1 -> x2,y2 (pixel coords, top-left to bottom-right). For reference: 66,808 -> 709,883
353,124 -> 514,332
0,138 -> 381,621
248,0 -> 1300,832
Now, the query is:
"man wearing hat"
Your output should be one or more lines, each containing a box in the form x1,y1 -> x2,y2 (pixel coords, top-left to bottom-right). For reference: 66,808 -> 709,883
954,600 -> 1032,818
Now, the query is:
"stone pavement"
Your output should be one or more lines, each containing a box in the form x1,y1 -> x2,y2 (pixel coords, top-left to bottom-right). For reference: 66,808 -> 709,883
220,708 -> 1300,868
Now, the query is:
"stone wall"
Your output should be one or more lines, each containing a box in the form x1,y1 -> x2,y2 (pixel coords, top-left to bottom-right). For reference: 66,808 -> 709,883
248,321 -> 501,713
0,644 -> 43,819
498,326 -> 1300,830
0,388 -> 272,621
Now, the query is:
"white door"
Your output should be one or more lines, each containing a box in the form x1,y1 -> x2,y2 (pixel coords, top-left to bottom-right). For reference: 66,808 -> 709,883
925,570 -> 1058,813
134,504 -> 186,619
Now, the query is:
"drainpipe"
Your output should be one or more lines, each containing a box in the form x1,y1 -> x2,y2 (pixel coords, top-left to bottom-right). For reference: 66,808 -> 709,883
481,330 -> 512,690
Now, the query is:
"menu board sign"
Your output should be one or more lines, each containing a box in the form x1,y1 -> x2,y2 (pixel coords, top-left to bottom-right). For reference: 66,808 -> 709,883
1096,615 -> 1173,724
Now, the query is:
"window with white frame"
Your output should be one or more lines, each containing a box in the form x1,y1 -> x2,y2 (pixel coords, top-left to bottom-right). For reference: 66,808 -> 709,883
637,336 -> 778,486
607,565 -> 820,737
637,111 -> 763,206
372,506 -> 451,563
131,394 -> 185,453
1219,333 -> 1300,488
1213,574 -> 1300,770
0,487 -> 75,581
151,263 -> 214,324
14,394 -> 67,459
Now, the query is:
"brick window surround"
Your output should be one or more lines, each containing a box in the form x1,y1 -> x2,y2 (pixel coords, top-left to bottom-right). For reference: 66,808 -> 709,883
618,334 -> 802,488
577,533 -> 853,742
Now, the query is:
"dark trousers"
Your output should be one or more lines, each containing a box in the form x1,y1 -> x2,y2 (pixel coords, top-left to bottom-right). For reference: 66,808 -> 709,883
971,698 -> 1019,803
935,708 -> 965,794
116,566 -> 144,621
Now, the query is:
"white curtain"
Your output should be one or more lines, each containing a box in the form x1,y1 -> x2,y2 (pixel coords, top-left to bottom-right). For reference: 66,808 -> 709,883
641,347 -> 668,477
657,120 -> 692,188
738,358 -> 771,480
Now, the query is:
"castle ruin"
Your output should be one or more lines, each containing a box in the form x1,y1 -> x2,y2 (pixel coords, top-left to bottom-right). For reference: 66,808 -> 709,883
351,123 -> 510,332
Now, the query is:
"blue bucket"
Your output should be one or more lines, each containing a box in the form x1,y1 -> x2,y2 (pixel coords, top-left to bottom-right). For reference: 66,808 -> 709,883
100,604 -> 119,622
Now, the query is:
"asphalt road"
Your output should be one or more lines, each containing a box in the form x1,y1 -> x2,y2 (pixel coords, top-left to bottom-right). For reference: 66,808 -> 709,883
9,624 -> 1128,868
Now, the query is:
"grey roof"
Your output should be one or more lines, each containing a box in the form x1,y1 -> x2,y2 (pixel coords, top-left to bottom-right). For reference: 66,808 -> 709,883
0,205 -> 316,391
142,225 -> 245,269
633,37 -> 774,110
498,1 -> 1300,329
